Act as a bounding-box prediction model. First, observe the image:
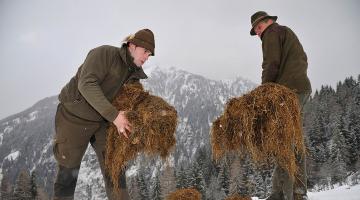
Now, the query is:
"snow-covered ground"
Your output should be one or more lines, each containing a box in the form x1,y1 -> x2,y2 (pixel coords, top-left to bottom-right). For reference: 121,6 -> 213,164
251,184 -> 360,200
308,184 -> 360,200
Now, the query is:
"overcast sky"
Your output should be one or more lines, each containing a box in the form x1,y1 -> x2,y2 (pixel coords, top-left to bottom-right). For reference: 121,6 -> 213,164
0,0 -> 359,119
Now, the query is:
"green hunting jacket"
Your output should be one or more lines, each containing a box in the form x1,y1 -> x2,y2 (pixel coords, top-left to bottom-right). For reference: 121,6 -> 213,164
58,44 -> 147,122
261,23 -> 311,93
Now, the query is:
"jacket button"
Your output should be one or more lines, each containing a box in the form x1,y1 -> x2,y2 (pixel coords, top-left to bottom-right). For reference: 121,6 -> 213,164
62,155 -> 66,159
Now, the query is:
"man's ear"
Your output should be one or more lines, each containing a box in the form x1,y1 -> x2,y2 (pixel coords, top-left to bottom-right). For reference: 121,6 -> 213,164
128,42 -> 136,49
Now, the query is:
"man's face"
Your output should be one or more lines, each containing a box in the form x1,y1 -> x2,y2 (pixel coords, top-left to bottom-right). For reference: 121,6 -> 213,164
254,19 -> 273,38
128,43 -> 152,67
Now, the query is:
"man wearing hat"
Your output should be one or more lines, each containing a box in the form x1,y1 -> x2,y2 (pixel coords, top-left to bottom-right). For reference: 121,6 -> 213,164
52,29 -> 155,200
250,11 -> 311,200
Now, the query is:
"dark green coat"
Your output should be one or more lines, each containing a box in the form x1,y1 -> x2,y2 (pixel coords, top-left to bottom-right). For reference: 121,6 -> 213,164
58,44 -> 147,122
261,23 -> 311,93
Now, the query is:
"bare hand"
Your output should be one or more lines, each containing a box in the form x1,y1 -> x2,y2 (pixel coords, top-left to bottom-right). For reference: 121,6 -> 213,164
113,111 -> 132,139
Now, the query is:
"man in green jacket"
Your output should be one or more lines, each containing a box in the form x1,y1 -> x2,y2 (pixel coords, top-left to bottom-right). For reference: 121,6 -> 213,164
53,29 -> 155,200
250,11 -> 312,200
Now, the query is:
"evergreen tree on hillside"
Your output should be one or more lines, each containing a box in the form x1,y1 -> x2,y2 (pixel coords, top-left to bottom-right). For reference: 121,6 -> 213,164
30,171 -> 38,199
128,177 -> 141,200
217,162 -> 230,196
196,147 -> 214,185
329,115 -> 347,184
341,113 -> 357,172
151,175 -> 161,200
0,174 -> 13,200
238,157 -> 256,196
137,173 -> 149,200
344,100 -> 360,171
13,169 -> 32,200
206,176 -> 226,200
304,75 -> 360,188
176,165 -> 188,189
160,164 -> 176,199
307,114 -> 329,164
229,155 -> 242,196
253,163 -> 272,198
189,161 -> 206,199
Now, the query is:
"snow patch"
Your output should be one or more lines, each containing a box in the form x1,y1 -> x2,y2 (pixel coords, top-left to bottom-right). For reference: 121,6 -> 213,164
12,118 -> 21,124
0,134 -> 3,145
252,184 -> 360,200
308,184 -> 360,200
3,126 -> 13,134
218,95 -> 226,104
5,150 -> 20,161
126,165 -> 139,177
26,110 -> 38,122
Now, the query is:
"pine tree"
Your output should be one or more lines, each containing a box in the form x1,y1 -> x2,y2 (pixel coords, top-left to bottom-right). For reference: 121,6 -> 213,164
217,162 -> 230,196
176,165 -> 188,189
151,175 -> 161,200
229,155 -> 242,196
137,173 -> 149,200
344,101 -> 360,171
329,116 -> 347,184
196,147 -> 214,185
303,75 -> 360,188
238,156 -> 256,196
160,163 -> 176,199
30,171 -> 38,199
189,161 -> 206,199
13,169 -> 33,200
1,174 -> 13,200
340,111 -> 357,172
128,176 -> 141,200
306,108 -> 331,186
206,176 -> 226,200
326,83 -> 346,186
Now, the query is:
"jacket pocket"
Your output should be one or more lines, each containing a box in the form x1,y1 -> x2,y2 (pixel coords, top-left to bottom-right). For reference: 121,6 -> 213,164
63,96 -> 103,122
53,136 -> 88,168
53,137 -> 68,165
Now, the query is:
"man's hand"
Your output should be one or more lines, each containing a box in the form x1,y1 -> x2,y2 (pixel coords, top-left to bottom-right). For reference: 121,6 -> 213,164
113,111 -> 132,139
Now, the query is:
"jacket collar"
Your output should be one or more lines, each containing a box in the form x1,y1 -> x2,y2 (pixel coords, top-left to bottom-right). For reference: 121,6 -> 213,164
261,22 -> 278,40
119,44 -> 148,80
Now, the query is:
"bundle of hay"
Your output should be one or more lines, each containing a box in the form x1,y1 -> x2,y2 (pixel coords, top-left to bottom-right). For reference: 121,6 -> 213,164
166,188 -> 202,200
211,83 -> 304,180
105,82 -> 177,190
225,194 -> 252,200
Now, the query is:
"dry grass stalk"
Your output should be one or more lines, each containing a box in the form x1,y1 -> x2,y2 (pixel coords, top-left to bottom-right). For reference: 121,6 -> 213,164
166,188 -> 202,200
105,82 -> 177,191
211,83 -> 304,180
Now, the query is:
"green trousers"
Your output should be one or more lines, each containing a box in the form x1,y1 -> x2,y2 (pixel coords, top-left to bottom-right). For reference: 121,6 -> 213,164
270,92 -> 310,200
52,104 -> 130,200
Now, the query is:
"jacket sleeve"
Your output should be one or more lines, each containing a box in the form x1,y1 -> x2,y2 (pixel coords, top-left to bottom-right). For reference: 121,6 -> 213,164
261,29 -> 281,84
77,47 -> 119,122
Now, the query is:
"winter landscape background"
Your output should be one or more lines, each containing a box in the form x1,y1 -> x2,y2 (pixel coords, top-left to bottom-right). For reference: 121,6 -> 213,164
0,67 -> 359,199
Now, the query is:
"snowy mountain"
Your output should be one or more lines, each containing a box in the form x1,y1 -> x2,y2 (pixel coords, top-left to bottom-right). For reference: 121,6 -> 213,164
0,67 -> 256,199
0,96 -> 57,194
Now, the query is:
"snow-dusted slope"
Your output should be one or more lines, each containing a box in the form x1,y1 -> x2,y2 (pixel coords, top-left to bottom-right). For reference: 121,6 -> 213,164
250,184 -> 360,200
308,184 -> 360,200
